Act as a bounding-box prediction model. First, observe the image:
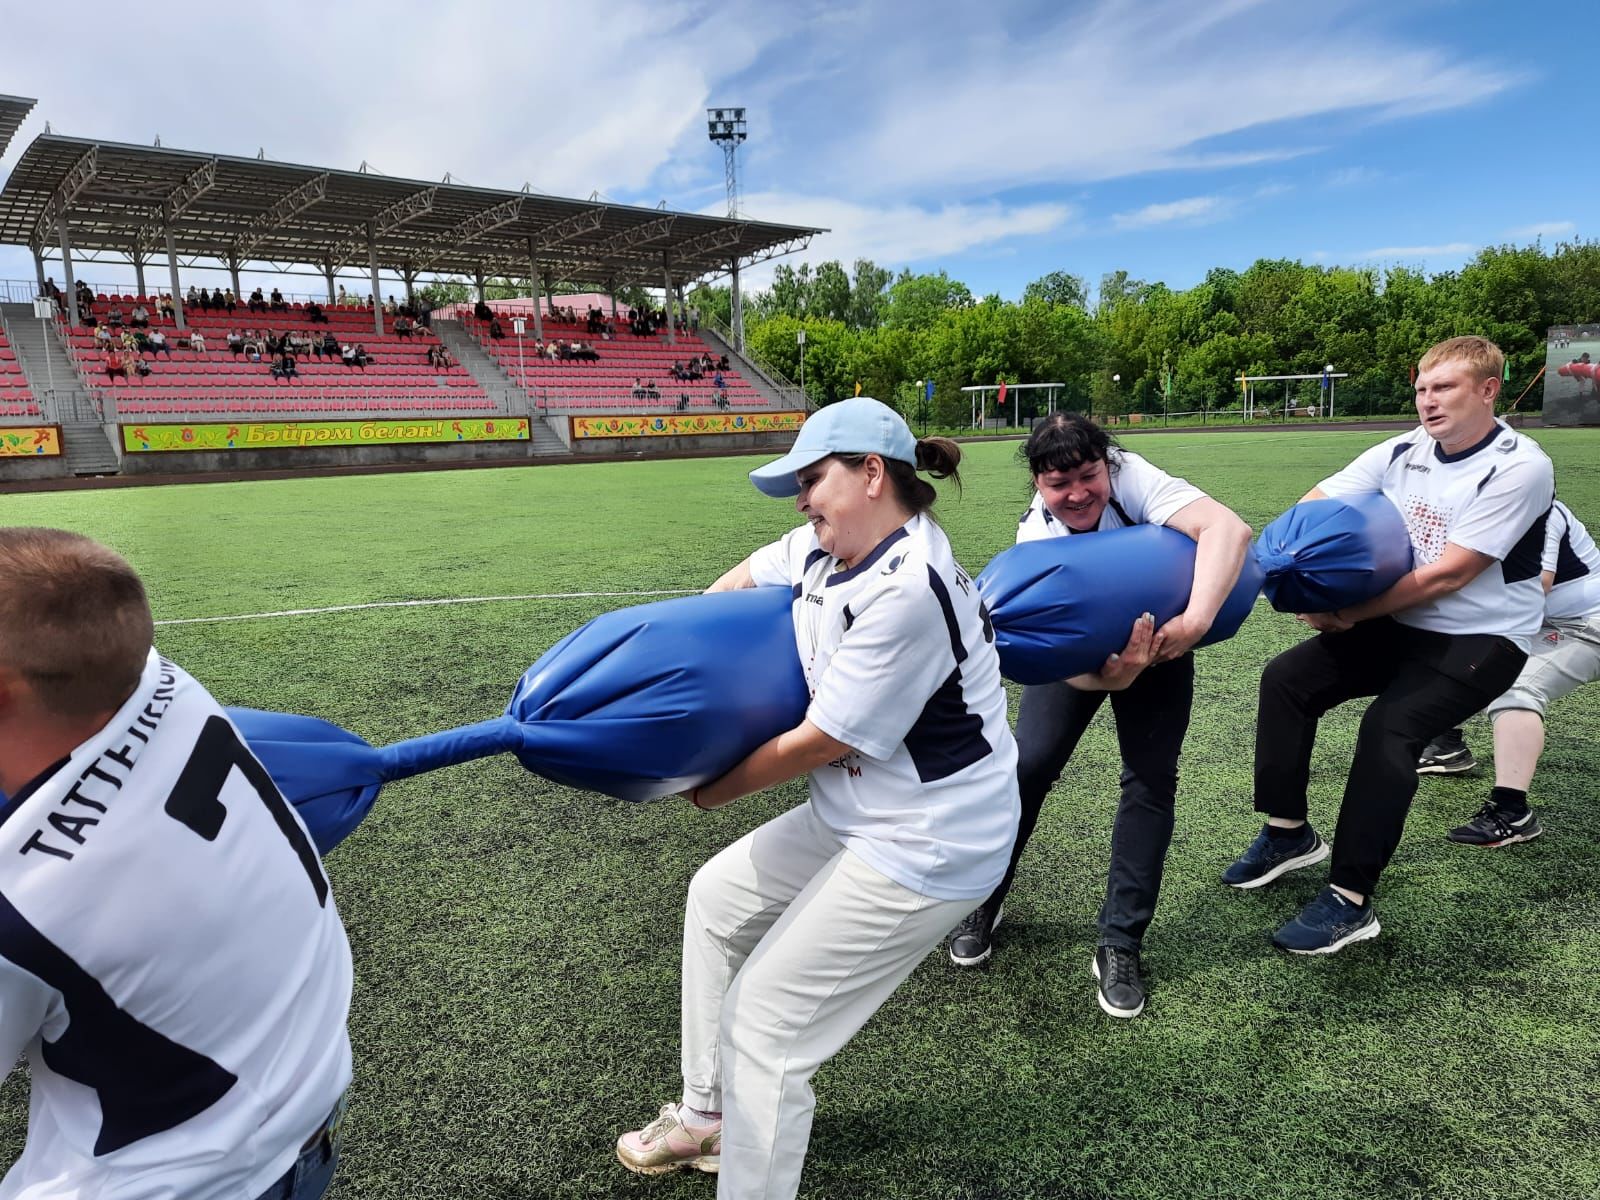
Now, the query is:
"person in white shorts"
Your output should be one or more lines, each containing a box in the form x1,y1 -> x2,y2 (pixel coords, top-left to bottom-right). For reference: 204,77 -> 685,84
0,529 -> 353,1200
615,398 -> 1020,1200
1441,499 -> 1600,846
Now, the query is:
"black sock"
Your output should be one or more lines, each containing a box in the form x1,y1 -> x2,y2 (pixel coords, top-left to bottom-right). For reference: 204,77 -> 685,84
1490,787 -> 1529,816
1266,822 -> 1306,840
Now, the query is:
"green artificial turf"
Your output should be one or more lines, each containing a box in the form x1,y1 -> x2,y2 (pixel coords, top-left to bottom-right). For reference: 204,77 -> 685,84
3,430 -> 1599,1199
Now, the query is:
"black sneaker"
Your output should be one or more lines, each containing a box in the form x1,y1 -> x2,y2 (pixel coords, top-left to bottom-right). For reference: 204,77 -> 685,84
1091,945 -> 1145,1018
947,902 -> 1002,967
1446,802 -> 1544,847
1417,730 -> 1476,775
1221,823 -> 1330,889
1271,885 -> 1380,955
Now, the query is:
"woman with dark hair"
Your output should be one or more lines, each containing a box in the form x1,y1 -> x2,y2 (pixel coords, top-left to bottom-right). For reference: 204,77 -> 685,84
617,397 -> 1020,1198
946,411 -> 1251,1019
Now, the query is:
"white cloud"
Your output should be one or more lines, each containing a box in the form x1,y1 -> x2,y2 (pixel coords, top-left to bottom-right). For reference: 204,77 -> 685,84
1330,166 -> 1383,187
1349,242 -> 1476,260
728,191 -> 1073,287
824,1 -> 1518,198
1112,196 -> 1230,231
1505,221 -> 1575,239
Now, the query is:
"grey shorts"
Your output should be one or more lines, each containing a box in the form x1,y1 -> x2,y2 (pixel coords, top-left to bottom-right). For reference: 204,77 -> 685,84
1488,615 -> 1600,718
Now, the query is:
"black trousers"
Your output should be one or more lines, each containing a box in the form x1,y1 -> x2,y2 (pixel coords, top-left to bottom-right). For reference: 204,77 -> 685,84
984,654 -> 1194,950
1254,617 -> 1526,897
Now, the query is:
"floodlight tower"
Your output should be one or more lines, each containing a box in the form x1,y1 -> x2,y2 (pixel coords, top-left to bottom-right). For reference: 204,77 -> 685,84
707,107 -> 748,349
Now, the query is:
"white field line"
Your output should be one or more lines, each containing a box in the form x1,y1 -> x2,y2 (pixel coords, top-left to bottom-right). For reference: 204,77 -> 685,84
153,590 -> 700,627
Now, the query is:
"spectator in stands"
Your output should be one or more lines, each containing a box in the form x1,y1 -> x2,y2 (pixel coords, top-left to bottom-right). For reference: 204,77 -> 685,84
93,325 -> 112,350
120,329 -> 140,354
718,354 -> 731,371
306,300 -> 328,324
222,288 -> 237,314
394,315 -> 413,339
134,356 -> 152,378
341,343 -> 361,369
188,330 -> 207,353
632,378 -> 646,399
264,332 -> 282,357
271,351 -> 298,381
645,379 -> 660,400
214,287 -> 231,314
103,349 -> 127,381
130,303 -> 150,328
418,299 -> 433,329
320,331 -> 340,358
186,285 -> 200,308
243,331 -> 265,362
383,296 -> 397,316
227,329 -> 244,355
43,277 -> 61,303
197,288 -> 213,312
426,345 -> 452,370
676,393 -> 689,412
573,341 -> 599,363
337,285 -> 351,307
287,330 -> 313,358
248,288 -> 267,313
147,328 -> 172,358
713,370 -> 725,393
474,299 -> 494,322
107,303 -> 125,328
270,288 -> 288,313
158,293 -> 175,321
75,281 -> 95,315
489,317 -> 506,340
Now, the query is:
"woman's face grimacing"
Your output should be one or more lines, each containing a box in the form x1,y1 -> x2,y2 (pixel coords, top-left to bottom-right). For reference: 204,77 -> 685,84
1034,457 -> 1111,532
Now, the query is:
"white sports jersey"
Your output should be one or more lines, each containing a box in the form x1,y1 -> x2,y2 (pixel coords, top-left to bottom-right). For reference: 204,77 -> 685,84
1015,449 -> 1205,541
1317,421 -> 1554,650
749,515 -> 1020,900
1542,501 -> 1600,622
0,650 -> 352,1200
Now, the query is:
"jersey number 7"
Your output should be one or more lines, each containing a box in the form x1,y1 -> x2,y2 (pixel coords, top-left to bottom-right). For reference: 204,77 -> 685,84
164,715 -> 329,906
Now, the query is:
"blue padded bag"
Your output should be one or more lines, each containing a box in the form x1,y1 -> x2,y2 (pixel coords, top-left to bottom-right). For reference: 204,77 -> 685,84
976,524 -> 1264,685
1254,493 -> 1412,614
234,586 -> 810,852
498,585 -> 809,801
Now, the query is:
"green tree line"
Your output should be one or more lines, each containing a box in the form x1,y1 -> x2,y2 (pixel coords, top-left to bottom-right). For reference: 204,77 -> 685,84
685,242 -> 1600,426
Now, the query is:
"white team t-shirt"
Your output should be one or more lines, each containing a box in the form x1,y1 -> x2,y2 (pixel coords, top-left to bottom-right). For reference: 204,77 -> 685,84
1542,500 -> 1600,623
0,650 -> 353,1200
748,514 -> 1020,900
1015,449 -> 1205,542
1316,421 -> 1555,650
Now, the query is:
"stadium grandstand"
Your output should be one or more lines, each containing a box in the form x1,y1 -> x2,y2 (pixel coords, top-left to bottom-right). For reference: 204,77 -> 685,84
0,94 -> 822,479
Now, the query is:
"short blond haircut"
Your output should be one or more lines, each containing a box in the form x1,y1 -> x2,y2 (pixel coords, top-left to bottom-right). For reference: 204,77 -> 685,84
1417,335 -> 1504,384
0,528 -> 153,719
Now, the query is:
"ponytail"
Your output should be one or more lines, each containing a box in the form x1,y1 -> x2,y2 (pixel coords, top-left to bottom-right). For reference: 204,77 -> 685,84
834,437 -> 962,516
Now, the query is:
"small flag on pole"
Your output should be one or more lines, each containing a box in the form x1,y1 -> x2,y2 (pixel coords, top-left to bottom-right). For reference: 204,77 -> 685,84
854,380 -> 862,396
997,379 -> 1008,407
1503,358 -> 1512,384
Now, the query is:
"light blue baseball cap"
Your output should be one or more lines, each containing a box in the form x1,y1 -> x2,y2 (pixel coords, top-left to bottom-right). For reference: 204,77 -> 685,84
749,397 -> 918,498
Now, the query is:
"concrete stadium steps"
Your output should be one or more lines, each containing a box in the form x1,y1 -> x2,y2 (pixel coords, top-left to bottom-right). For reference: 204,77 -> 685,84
0,301 -> 99,423
431,320 -> 566,456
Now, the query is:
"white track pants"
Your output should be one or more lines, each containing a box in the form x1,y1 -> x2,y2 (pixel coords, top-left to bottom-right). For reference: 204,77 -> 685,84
680,801 -> 972,1200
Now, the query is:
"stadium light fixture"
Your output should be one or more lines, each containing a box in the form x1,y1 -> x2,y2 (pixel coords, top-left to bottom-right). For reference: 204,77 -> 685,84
706,107 -> 747,220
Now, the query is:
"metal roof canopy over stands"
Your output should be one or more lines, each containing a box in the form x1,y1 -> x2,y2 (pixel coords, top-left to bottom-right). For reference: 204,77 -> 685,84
0,117 -> 823,343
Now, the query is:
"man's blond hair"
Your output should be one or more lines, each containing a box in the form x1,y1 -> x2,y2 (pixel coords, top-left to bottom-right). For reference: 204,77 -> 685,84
1417,335 -> 1504,384
0,528 -> 153,719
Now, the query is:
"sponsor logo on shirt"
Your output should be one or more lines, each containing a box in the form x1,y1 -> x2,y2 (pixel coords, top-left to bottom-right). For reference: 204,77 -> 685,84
1404,463 -> 1430,474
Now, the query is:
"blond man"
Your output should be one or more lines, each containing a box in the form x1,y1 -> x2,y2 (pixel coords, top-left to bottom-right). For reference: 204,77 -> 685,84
0,529 -> 352,1200
1222,338 -> 1554,952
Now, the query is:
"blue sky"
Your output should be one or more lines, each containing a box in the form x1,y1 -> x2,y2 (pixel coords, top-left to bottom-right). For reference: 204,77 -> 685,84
0,0 -> 1585,301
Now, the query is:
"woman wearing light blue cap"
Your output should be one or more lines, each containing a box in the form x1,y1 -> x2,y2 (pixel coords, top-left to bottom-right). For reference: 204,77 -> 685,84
617,397 -> 1020,1200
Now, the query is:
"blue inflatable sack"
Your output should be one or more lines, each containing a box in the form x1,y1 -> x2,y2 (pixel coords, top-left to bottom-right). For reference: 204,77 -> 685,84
233,586 -> 810,854
977,524 -> 1264,686
1254,493 -> 1412,614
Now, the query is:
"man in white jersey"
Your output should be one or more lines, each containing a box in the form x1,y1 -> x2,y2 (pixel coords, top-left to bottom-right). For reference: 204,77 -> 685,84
1427,499 -> 1600,847
1222,337 -> 1554,953
0,528 -> 353,1200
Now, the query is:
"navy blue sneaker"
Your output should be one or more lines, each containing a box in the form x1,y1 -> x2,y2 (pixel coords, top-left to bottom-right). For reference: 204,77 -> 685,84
1271,885 -> 1380,955
1221,823 -> 1330,889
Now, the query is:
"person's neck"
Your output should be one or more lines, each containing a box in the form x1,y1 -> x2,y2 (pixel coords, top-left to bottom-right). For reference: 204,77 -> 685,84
1437,416 -> 1498,456
0,714 -> 106,798
840,507 -> 915,569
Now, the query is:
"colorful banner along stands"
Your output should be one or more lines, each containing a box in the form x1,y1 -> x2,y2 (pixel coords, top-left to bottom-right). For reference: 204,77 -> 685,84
570,412 -> 805,440
121,418 -> 530,453
0,426 -> 62,457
